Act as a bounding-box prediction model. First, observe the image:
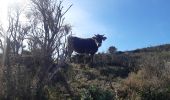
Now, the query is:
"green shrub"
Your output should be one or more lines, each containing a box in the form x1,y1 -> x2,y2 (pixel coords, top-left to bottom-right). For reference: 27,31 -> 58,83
80,85 -> 114,100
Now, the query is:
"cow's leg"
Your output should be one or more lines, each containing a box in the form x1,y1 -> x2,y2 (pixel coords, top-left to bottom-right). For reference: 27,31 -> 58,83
68,50 -> 73,62
90,54 -> 94,64
83,55 -> 86,64
84,54 -> 88,64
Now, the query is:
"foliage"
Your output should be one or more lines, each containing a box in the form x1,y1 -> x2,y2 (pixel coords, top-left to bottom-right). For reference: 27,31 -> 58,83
80,85 -> 114,100
0,0 -> 73,99
0,5 -> 30,55
108,46 -> 117,54
1,0 -> 170,99
28,0 -> 72,63
120,52 -> 170,100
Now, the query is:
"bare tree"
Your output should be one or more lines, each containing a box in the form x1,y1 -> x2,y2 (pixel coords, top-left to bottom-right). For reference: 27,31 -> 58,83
0,24 -> 5,53
26,0 -> 73,98
0,6 -> 30,56
8,7 -> 30,55
28,0 -> 72,64
0,0 -> 73,98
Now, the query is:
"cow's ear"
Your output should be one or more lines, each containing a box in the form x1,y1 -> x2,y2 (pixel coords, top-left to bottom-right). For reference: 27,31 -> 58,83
103,37 -> 107,41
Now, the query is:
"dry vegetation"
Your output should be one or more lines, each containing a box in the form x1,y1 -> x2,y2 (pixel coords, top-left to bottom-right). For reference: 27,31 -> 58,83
1,37 -> 170,99
68,46 -> 170,100
0,0 -> 170,100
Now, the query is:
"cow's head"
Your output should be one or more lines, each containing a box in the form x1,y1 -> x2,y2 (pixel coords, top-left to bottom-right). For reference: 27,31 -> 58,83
93,34 -> 107,47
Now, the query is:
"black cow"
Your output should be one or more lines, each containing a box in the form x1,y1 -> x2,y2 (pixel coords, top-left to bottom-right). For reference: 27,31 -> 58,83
67,34 -> 107,63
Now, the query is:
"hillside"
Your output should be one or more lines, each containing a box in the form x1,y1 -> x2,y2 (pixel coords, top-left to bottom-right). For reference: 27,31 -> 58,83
67,44 -> 170,99
129,44 -> 170,53
0,44 -> 170,99
34,44 -> 170,99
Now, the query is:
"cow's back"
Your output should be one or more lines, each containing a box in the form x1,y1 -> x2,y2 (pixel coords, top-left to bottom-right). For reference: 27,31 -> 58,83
68,36 -> 98,54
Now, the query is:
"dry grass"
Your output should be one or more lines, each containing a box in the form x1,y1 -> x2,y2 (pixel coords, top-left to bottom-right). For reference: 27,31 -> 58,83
118,52 -> 170,100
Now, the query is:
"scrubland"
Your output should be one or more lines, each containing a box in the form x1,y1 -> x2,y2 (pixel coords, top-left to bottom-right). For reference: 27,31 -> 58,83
1,44 -> 170,100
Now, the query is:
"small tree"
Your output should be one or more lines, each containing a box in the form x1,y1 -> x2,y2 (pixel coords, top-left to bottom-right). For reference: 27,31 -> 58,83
27,0 -> 72,98
0,7 -> 30,56
0,0 -> 73,99
28,0 -> 72,64
108,46 -> 117,54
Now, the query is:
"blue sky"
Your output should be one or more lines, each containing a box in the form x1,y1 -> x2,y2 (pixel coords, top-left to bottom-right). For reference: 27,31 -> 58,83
65,0 -> 170,52
1,0 -> 169,52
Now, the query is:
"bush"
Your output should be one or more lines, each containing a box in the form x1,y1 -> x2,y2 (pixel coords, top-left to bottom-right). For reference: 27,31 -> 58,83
80,85 -> 114,100
120,52 -> 170,99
